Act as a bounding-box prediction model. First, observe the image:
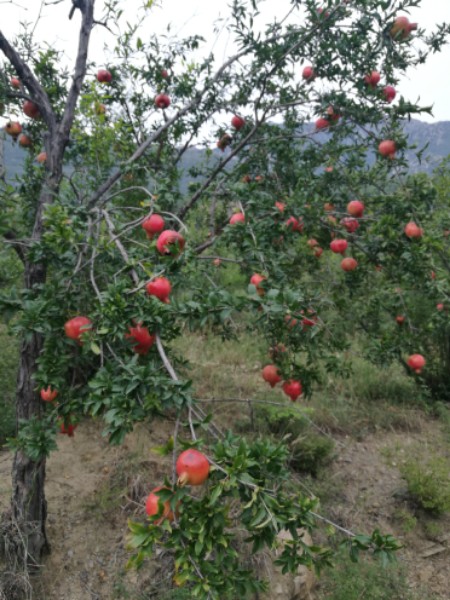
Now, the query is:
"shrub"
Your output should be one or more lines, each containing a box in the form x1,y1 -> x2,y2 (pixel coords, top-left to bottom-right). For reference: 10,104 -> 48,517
289,433 -> 335,476
400,455 -> 450,514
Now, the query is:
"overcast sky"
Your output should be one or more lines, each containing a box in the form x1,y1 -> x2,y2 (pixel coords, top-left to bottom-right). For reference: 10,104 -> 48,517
1,0 -> 450,122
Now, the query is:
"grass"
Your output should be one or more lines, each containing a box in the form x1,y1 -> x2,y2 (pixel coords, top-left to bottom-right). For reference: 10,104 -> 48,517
316,551 -> 439,600
400,453 -> 450,515
173,332 -> 427,438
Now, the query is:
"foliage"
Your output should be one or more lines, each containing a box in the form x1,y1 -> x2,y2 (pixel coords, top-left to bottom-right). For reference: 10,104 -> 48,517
1,0 -> 450,594
0,324 -> 18,445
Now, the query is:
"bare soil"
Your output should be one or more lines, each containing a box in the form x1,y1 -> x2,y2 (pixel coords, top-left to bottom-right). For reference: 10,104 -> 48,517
0,415 -> 449,599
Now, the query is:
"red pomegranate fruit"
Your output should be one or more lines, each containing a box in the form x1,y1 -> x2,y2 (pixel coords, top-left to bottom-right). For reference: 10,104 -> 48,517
145,486 -> 174,523
282,380 -> 303,402
146,277 -> 172,303
40,387 -> 58,402
125,324 -> 155,355
262,365 -> 282,388
330,239 -> 348,254
407,354 -> 426,374
176,449 -> 210,486
142,214 -> 165,238
156,230 -> 185,256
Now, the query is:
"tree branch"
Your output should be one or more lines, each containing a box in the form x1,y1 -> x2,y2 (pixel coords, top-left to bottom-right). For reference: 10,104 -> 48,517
3,231 -> 26,263
0,33 -> 56,133
59,0 -> 95,143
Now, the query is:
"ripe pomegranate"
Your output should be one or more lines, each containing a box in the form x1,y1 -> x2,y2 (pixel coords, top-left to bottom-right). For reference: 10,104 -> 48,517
407,354 -> 426,374
437,303 -> 444,311
97,69 -> 112,83
364,71 -> 381,88
231,115 -> 245,130
145,486 -> 174,523
60,422 -> 77,437
285,315 -> 299,329
315,117 -> 330,130
317,7 -> 330,18
307,238 -> 319,248
404,221 -> 423,239
262,365 -> 281,388
40,387 -> 58,402
347,200 -> 364,218
324,202 -> 335,212
341,257 -> 357,271
156,230 -> 185,256
275,201 -> 286,213
176,449 -> 210,486
326,105 -> 340,123
213,258 -> 221,267
10,77 -> 20,88
378,140 -> 396,158
250,273 -> 266,296
23,100 -> 40,119
36,151 -> 47,164
18,134 -> 32,148
396,315 -> 405,325
431,271 -> 436,280
146,277 -> 172,303
314,247 -> 323,258
324,166 -> 334,173
302,66 -> 316,81
229,212 -> 245,225
285,216 -> 304,233
282,380 -> 302,402
155,93 -> 171,109
5,121 -> 22,138
64,316 -> 92,342
382,85 -> 396,103
125,323 -> 155,355
142,214 -> 165,238
341,217 -> 360,233
390,16 -> 418,40
161,69 -> 169,78
302,316 -> 317,328
330,239 -> 348,254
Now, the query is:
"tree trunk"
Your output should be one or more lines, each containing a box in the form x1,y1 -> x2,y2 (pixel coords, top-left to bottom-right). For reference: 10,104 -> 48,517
10,260 -> 50,570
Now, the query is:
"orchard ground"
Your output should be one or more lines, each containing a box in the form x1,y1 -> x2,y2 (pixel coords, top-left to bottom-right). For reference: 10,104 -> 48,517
0,331 -> 449,599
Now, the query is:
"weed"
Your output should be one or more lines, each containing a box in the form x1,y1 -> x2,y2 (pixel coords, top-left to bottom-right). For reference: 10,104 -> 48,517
316,551 -> 438,600
392,508 -> 417,533
423,519 -> 444,541
400,455 -> 450,514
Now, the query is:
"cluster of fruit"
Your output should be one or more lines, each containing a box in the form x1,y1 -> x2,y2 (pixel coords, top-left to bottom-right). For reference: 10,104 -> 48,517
38,212 -> 187,432
145,449 -> 210,522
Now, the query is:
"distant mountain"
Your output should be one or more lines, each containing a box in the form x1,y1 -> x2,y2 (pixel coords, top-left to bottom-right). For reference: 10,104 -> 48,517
403,120 -> 450,172
2,119 -> 450,186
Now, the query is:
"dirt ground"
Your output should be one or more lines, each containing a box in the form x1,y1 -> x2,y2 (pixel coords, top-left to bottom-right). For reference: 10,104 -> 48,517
316,424 -> 450,598
0,416 -> 449,599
